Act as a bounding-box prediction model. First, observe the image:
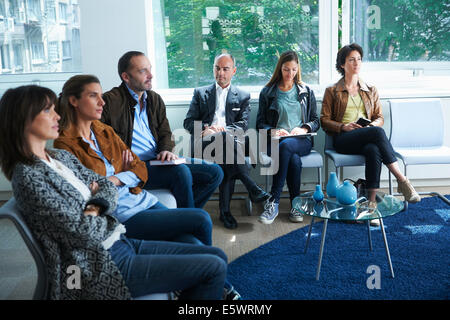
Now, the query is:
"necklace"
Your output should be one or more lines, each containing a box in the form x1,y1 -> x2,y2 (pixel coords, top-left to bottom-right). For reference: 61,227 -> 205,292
349,93 -> 364,119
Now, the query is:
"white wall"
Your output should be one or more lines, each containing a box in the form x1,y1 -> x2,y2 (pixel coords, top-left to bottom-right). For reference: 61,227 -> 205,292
79,0 -> 154,92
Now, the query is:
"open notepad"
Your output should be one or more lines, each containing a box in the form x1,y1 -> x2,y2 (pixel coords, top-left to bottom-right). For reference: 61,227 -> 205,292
149,158 -> 186,166
272,132 -> 317,140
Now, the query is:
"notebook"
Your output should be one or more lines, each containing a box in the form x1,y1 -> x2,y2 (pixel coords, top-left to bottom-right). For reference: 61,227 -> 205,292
272,132 -> 317,140
149,158 -> 186,166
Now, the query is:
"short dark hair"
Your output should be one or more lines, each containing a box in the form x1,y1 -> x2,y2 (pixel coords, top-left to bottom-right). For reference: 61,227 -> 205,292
0,85 -> 57,180
266,50 -> 302,87
117,51 -> 145,81
57,74 -> 101,131
336,43 -> 364,76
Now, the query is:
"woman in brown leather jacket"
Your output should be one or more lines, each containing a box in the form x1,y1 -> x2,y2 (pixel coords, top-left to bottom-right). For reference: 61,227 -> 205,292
320,43 -> 420,206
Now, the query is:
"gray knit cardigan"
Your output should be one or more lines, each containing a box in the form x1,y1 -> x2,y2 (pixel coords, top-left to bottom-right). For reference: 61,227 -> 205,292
11,149 -> 131,300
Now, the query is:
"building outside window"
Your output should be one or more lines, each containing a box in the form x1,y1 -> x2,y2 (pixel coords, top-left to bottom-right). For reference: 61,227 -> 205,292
0,0 -> 6,17
58,2 -> 67,23
48,40 -> 59,61
45,0 -> 56,22
31,42 -> 44,63
62,40 -> 70,58
1,44 -> 11,70
27,0 -> 41,21
0,0 -> 82,75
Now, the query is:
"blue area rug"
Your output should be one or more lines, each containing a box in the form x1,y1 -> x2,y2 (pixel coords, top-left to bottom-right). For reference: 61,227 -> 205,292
228,195 -> 450,299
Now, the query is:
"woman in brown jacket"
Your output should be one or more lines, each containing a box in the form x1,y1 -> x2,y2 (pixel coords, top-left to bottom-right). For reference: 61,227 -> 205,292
320,43 -> 420,206
54,75 -> 214,246
54,74 -> 242,300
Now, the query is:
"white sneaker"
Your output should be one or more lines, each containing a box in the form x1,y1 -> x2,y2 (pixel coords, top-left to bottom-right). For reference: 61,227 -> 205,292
258,200 -> 279,224
289,208 -> 304,222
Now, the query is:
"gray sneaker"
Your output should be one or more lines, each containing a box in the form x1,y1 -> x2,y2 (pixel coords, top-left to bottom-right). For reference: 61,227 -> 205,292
258,200 -> 279,224
289,208 -> 304,222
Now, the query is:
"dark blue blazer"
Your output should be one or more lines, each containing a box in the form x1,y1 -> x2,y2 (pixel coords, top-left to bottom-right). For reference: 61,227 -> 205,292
184,83 -> 251,134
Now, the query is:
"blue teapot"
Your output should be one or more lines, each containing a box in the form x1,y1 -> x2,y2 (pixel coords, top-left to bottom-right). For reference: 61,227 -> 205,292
336,180 -> 358,205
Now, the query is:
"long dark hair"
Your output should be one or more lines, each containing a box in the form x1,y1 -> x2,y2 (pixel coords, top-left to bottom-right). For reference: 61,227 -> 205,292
57,74 -> 101,131
266,50 -> 302,87
0,85 -> 57,180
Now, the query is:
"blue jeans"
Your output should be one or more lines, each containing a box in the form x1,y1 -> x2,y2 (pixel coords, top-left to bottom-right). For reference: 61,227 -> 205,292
334,126 -> 397,189
144,158 -> 223,208
109,236 -> 227,299
124,202 -> 212,246
123,202 -> 234,292
270,137 -> 312,203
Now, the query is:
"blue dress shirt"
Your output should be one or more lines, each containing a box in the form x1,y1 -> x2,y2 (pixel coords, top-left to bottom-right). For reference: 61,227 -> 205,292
83,130 -> 158,223
125,84 -> 158,161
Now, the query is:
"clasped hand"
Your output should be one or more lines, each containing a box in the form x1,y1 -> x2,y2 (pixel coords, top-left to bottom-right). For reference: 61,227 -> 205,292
271,127 -> 308,137
201,125 -> 225,137
341,122 -> 362,132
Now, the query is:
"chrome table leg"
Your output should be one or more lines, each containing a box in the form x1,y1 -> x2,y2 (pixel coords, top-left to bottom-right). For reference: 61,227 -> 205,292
380,218 -> 395,278
316,219 -> 328,280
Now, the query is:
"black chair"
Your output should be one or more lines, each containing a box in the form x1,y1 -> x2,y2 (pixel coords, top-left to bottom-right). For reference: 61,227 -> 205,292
0,198 -> 48,300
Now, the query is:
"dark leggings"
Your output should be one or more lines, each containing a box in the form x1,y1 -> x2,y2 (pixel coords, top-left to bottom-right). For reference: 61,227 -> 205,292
333,126 -> 397,189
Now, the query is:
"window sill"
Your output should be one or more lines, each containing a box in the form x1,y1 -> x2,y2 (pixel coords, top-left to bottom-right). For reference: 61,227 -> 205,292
159,75 -> 450,106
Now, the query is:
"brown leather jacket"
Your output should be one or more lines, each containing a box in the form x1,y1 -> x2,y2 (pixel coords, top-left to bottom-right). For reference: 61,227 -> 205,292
101,82 -> 175,153
54,120 -> 148,194
320,77 -> 384,135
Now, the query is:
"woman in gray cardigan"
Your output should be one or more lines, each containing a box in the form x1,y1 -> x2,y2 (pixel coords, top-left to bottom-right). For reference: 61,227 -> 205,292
0,85 -> 227,300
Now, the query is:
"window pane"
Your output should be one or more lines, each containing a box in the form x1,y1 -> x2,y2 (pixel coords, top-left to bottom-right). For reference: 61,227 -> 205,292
350,0 -> 450,62
159,0 -> 319,88
0,0 -> 82,74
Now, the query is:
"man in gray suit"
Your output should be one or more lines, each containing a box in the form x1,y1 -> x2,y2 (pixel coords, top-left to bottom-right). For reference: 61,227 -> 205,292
184,53 -> 268,229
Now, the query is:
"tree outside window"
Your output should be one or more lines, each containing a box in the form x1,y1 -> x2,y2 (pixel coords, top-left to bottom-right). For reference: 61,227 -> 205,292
162,0 -> 319,88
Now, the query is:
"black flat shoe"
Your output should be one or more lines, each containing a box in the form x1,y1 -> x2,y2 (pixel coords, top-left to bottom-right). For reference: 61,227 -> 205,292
248,185 -> 270,203
219,211 -> 238,229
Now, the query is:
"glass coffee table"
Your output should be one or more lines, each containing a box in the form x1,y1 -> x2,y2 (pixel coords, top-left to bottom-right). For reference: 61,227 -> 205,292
292,192 -> 404,280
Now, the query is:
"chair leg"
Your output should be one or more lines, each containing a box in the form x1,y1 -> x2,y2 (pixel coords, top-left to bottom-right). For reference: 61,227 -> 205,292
403,166 -> 408,211
318,167 -> 322,189
245,198 -> 252,216
388,171 -> 393,195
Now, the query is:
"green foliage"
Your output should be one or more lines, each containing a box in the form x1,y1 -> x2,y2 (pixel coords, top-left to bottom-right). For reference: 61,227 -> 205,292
356,0 -> 450,61
164,0 -> 319,88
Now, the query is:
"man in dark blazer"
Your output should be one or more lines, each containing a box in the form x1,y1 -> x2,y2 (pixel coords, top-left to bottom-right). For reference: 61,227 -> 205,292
184,53 -> 268,229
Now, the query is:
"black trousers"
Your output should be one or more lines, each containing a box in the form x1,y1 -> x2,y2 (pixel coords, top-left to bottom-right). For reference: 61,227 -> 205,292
333,126 -> 397,189
194,132 -> 256,212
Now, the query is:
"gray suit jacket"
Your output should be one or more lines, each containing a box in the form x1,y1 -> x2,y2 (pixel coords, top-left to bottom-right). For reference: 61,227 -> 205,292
11,149 -> 130,300
184,83 -> 251,134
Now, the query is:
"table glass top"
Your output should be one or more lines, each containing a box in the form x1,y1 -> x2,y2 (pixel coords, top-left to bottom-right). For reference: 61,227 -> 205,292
292,192 -> 404,221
